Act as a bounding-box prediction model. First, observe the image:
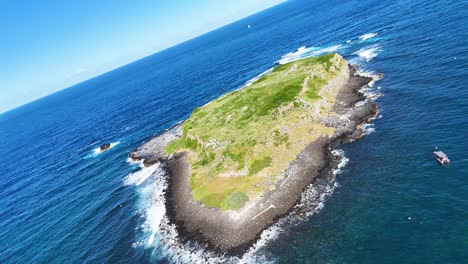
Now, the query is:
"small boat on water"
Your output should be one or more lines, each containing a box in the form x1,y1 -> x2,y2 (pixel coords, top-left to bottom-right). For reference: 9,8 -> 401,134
434,151 -> 450,165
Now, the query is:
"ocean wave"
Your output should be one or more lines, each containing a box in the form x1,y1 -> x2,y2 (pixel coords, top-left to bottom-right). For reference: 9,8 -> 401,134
123,162 -> 161,186
358,85 -> 384,102
331,149 -> 349,175
277,44 -> 342,64
359,123 -> 376,135
293,178 -> 339,219
357,104 -> 381,136
357,70 -> 384,102
138,171 -> 167,247
245,67 -> 274,86
358,69 -> 383,84
359,32 -> 378,41
353,45 -> 382,62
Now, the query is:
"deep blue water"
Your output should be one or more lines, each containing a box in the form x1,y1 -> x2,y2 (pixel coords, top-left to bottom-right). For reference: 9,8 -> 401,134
1,0 -> 467,263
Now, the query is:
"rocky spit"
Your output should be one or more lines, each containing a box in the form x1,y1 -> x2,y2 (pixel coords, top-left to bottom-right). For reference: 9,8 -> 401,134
129,64 -> 379,253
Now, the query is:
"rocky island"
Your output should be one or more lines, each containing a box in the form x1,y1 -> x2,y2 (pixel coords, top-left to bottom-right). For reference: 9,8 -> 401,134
129,53 -> 379,252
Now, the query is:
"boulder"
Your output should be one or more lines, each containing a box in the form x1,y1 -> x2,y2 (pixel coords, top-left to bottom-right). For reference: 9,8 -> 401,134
100,143 -> 111,151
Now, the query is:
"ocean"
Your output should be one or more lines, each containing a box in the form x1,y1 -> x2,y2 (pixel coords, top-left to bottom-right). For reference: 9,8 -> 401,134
1,0 -> 467,263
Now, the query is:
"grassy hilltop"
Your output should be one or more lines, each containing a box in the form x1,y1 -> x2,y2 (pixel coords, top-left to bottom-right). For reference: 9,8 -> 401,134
166,53 -> 346,210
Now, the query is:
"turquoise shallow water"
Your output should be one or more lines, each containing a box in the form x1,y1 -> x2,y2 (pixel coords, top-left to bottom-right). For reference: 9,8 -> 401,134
1,0 -> 467,263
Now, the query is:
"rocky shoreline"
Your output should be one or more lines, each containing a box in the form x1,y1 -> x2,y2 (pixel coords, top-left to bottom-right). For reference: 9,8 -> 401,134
129,64 -> 379,253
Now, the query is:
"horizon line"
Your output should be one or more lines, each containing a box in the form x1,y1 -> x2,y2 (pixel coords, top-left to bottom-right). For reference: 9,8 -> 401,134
1,1 -> 287,116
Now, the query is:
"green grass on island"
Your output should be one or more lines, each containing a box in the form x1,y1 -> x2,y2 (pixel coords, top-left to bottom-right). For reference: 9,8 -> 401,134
166,53 -> 346,210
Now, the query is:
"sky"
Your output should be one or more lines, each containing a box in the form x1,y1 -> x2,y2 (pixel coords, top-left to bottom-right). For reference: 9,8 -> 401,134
1,0 -> 286,114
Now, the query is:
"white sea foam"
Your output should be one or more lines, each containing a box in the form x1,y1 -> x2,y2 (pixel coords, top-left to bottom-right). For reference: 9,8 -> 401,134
245,67 -> 274,86
359,32 -> 378,41
357,103 -> 381,136
138,171 -> 167,247
126,156 -> 142,165
359,123 -> 376,135
124,162 -> 161,186
353,45 -> 382,62
277,44 -> 342,64
357,70 -> 384,102
294,179 -> 340,219
331,149 -> 349,175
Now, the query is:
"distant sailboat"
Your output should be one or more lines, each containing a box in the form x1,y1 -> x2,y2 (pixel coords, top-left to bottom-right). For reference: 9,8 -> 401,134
248,24 -> 251,29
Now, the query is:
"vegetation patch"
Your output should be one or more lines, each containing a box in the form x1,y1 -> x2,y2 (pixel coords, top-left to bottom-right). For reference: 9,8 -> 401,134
222,191 -> 249,210
249,156 -> 272,175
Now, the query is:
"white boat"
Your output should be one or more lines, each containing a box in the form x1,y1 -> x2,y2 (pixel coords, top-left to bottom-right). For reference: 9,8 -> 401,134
434,151 -> 450,164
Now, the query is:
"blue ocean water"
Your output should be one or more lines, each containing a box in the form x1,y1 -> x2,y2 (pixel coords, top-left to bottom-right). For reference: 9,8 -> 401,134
1,0 -> 467,263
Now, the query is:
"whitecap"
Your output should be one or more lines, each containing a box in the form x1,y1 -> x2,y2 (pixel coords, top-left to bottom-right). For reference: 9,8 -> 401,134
359,32 -> 378,41
277,44 -> 342,64
353,45 -> 382,62
123,162 -> 161,186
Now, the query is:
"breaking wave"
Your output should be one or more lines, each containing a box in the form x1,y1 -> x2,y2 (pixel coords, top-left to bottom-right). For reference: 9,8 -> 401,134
359,32 -> 378,41
359,123 -> 376,135
353,45 -> 382,62
277,44 -> 342,64
277,32 -> 385,66
357,69 -> 384,103
331,149 -> 349,175
123,162 -> 162,186
245,67 -> 274,86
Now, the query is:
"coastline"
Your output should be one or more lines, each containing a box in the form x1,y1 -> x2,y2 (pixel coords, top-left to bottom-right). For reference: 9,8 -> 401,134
129,63 -> 379,253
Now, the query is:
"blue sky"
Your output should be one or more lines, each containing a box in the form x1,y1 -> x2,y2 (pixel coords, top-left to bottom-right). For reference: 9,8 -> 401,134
1,0 -> 285,113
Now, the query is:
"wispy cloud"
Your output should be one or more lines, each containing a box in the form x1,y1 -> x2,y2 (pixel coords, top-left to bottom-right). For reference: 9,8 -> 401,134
66,68 -> 87,81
